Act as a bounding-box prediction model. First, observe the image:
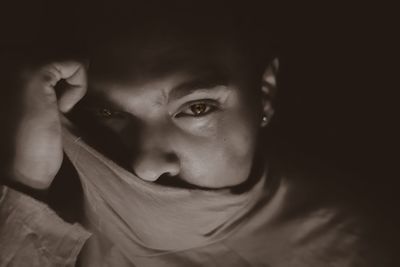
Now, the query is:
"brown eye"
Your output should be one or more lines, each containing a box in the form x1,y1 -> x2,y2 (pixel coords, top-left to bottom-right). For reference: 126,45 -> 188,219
94,107 -> 123,119
190,103 -> 208,116
175,100 -> 219,118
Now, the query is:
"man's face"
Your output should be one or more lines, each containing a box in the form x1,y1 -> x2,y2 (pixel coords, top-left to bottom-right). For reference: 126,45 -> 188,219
80,43 -> 264,189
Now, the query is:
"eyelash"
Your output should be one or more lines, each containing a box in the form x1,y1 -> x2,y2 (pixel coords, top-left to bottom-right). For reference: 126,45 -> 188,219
87,107 -> 125,119
86,99 -> 219,120
175,99 -> 219,118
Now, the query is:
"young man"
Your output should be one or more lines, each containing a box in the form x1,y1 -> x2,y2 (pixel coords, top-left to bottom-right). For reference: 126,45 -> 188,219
0,1 -> 396,266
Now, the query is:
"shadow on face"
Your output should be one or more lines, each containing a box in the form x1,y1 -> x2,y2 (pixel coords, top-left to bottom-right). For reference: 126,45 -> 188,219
68,1 -> 277,189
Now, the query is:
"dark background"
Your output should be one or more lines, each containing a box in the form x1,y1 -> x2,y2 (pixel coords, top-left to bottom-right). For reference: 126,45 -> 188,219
0,1 -> 396,212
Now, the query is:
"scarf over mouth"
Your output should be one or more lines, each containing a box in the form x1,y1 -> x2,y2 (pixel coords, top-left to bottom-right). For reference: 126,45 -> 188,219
61,117 -> 268,258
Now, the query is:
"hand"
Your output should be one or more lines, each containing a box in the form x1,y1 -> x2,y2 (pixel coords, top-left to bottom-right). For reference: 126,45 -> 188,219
1,61 -> 87,190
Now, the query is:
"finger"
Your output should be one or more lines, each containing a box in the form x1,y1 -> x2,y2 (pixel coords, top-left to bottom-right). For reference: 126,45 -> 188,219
40,61 -> 82,87
58,64 -> 88,113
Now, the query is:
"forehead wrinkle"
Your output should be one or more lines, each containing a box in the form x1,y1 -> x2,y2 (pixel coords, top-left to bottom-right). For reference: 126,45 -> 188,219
88,68 -> 231,116
106,80 -> 178,118
157,87 -> 169,107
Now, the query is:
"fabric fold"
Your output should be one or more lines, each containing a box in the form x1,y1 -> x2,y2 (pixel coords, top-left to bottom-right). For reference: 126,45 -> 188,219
61,116 -> 267,259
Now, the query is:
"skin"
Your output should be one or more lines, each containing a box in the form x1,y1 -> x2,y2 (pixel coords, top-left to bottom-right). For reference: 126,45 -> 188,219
3,41 -> 275,191
2,62 -> 87,190
72,45 -> 273,189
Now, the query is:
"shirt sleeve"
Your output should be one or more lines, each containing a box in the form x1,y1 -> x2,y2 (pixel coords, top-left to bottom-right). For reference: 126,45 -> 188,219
0,185 -> 91,267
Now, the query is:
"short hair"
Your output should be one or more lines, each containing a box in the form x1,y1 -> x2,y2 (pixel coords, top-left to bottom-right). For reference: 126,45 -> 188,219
69,0 -> 279,80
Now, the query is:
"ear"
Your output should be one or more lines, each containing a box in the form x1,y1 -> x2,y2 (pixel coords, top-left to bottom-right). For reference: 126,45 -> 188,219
260,58 -> 279,127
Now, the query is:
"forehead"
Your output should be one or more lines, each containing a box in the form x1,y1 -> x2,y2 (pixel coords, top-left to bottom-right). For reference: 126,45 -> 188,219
88,36 -> 245,87
88,68 -> 228,98
85,43 -> 252,113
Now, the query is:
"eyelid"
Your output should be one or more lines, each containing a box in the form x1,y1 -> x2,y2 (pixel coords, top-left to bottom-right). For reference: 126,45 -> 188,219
174,99 -> 220,118
170,85 -> 230,109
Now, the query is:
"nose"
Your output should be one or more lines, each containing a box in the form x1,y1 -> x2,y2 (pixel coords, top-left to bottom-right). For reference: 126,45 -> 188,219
130,123 -> 181,182
132,151 -> 180,182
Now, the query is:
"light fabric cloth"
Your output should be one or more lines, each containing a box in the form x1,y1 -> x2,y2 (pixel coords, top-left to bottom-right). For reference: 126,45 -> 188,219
0,186 -> 90,267
61,118 -> 270,263
60,118 -> 388,267
0,118 -> 394,266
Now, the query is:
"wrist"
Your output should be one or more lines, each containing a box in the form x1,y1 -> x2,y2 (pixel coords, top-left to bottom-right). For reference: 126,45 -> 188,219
1,173 -> 50,202
7,165 -> 55,190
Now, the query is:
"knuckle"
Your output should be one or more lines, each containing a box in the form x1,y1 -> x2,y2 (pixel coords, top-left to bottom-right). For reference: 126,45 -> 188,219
39,65 -> 62,84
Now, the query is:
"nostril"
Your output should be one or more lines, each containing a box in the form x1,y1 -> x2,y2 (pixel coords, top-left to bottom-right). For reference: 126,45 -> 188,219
156,173 -> 176,185
155,173 -> 196,189
131,152 -> 181,183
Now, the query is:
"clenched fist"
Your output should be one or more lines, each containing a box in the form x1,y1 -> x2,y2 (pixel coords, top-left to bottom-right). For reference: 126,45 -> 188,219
1,61 -> 87,190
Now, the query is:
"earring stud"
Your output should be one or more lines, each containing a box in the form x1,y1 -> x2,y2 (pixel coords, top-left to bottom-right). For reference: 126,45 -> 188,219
262,115 -> 268,122
261,115 -> 268,127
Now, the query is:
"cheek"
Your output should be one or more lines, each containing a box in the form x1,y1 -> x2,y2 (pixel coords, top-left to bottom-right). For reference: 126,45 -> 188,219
219,112 -> 259,178
221,96 -> 260,159
177,112 -> 259,187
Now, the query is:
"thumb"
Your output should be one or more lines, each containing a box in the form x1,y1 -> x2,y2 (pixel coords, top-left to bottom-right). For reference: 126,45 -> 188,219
56,62 -> 88,113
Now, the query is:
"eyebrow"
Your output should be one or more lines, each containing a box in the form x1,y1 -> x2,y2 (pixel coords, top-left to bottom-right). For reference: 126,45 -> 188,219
169,73 -> 228,101
81,70 -> 229,110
